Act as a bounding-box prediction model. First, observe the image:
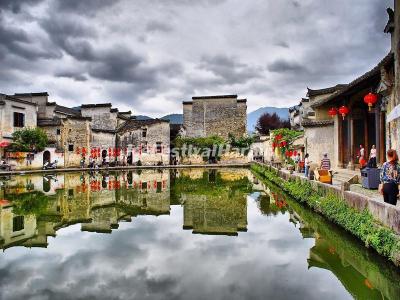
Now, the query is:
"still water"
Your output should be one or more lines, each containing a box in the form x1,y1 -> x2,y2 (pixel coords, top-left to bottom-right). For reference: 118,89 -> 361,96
0,168 -> 399,300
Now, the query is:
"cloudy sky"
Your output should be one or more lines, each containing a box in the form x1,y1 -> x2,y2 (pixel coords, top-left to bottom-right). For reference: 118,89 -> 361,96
0,0 -> 393,117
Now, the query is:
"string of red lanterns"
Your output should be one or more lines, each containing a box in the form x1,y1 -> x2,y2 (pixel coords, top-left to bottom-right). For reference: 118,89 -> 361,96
327,92 -> 378,120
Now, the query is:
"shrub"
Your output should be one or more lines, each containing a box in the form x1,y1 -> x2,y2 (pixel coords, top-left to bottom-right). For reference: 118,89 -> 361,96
251,163 -> 400,265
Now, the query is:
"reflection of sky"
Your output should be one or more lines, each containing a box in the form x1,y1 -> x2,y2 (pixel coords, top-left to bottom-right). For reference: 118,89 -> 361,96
0,194 -> 352,300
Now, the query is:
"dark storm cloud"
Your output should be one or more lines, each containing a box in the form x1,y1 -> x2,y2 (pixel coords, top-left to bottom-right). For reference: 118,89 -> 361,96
53,0 -> 120,16
39,17 -> 97,61
0,0 -> 44,13
0,0 -> 394,115
0,15 -> 60,61
267,59 -> 308,74
55,70 -> 88,82
146,20 -> 174,33
198,55 -> 264,85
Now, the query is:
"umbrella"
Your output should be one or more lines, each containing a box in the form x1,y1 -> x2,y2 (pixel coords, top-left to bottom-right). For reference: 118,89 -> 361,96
0,141 -> 10,148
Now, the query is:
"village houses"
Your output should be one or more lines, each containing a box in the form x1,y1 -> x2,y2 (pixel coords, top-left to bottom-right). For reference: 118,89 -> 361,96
0,93 -> 171,169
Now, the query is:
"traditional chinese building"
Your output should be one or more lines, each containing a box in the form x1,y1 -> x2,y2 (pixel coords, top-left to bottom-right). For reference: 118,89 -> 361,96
182,95 -> 247,139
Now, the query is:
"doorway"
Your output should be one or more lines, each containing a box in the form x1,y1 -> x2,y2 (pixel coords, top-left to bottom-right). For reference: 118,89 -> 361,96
43,150 -> 51,164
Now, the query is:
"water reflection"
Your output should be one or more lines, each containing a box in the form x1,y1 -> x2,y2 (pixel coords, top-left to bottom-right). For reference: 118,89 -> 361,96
0,169 -> 399,300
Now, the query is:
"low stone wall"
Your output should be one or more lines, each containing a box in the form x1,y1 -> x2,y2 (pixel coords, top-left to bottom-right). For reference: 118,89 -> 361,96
265,163 -> 400,235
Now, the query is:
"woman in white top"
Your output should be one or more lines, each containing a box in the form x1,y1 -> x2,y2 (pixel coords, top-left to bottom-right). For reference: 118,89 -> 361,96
368,145 -> 377,168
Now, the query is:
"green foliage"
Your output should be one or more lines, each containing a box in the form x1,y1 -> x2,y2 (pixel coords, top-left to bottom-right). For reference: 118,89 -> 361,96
228,134 -> 255,149
10,191 -> 49,216
174,135 -> 226,150
271,128 -> 303,143
10,128 -> 48,152
251,163 -> 400,264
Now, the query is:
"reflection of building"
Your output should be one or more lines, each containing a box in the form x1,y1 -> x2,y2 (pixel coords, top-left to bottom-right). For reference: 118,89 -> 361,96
182,194 -> 247,236
0,169 -> 172,247
0,202 -> 37,249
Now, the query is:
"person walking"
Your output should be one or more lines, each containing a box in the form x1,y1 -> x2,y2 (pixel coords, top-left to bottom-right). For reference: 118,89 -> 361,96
304,154 -> 311,178
368,145 -> 377,168
379,149 -> 400,206
320,153 -> 331,170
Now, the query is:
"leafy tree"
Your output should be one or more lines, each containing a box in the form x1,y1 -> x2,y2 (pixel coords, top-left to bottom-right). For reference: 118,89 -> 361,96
255,112 -> 290,135
10,128 -> 48,152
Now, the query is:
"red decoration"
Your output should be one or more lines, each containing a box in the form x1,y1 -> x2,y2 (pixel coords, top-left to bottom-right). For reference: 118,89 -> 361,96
364,92 -> 378,111
76,147 -> 80,154
328,107 -> 338,118
282,140 -> 287,147
338,105 -> 349,120
294,150 -> 298,156
82,147 -> 87,155
285,150 -> 289,157
289,150 -> 293,157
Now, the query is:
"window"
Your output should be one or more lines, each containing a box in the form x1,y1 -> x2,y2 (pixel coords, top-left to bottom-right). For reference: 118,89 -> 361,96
156,142 -> 162,154
13,112 -> 25,127
56,128 -> 61,135
13,216 -> 24,232
156,181 -> 162,193
142,142 -> 148,153
141,182 -> 147,190
68,144 -> 74,152
142,128 -> 147,138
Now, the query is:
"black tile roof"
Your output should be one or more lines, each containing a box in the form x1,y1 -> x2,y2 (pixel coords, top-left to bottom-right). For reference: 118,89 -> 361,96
81,103 -> 112,108
192,95 -> 238,100
311,52 -> 394,109
118,119 -> 169,133
14,92 -> 49,97
3,94 -> 38,106
38,118 -> 62,126
307,84 -> 348,97
301,119 -> 334,127
55,104 -> 80,116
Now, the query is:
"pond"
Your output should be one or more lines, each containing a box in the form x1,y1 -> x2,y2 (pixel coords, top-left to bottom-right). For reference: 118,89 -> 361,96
0,168 -> 399,300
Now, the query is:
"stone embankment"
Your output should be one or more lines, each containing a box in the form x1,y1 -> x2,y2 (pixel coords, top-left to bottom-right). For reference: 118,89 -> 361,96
252,162 -> 400,266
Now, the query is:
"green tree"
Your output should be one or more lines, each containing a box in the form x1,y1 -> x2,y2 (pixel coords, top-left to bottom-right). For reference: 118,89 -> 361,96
10,128 -> 48,152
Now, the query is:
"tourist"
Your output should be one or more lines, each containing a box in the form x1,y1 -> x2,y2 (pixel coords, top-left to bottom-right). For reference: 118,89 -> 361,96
304,154 -> 311,178
368,145 -> 377,168
105,155 -> 110,167
358,144 -> 366,168
294,153 -> 301,172
379,149 -> 400,206
320,153 -> 331,170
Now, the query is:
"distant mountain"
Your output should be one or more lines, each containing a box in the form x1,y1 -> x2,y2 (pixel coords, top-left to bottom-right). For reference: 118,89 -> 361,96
133,114 -> 183,124
134,115 -> 153,120
247,107 -> 289,132
134,107 -> 289,132
161,114 -> 183,124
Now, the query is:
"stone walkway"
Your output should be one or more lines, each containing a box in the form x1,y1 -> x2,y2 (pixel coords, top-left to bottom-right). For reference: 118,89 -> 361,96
285,168 -> 400,208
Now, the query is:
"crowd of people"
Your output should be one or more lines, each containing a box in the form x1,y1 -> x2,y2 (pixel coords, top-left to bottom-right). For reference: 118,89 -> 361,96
292,145 -> 399,206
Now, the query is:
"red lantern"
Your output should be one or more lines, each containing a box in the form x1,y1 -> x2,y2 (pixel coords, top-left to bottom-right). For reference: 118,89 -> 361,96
285,150 -> 289,157
76,147 -> 80,154
282,140 -> 287,147
82,147 -> 87,155
97,148 -> 101,157
338,105 -> 349,120
294,150 -> 298,156
289,150 -> 293,157
328,107 -> 338,118
364,92 -> 378,111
